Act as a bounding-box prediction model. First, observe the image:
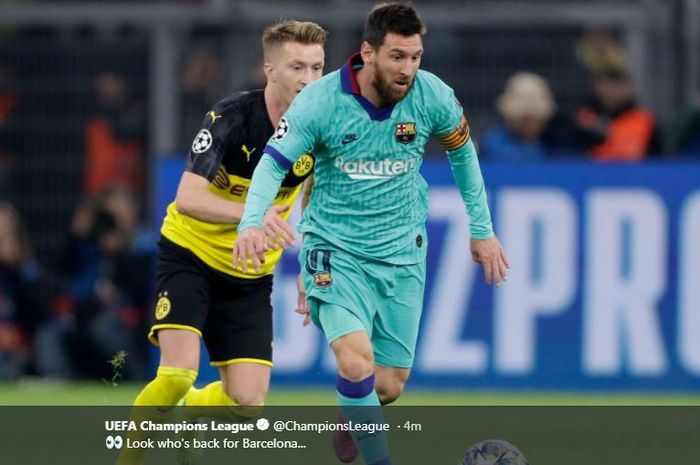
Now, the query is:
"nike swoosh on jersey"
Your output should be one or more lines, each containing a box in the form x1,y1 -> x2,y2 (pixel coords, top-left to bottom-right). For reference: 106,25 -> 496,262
341,134 -> 359,145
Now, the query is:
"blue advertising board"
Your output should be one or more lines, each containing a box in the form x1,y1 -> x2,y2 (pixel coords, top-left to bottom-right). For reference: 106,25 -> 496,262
156,158 -> 700,390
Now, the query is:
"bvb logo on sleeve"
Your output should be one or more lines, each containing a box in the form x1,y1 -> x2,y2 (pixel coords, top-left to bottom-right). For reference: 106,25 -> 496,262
155,292 -> 171,320
292,153 -> 314,177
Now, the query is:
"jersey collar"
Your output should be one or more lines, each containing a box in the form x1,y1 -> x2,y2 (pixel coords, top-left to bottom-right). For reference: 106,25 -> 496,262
340,53 -> 395,122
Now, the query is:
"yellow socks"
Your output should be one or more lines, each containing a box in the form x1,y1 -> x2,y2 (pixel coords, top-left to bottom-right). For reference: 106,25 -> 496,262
134,366 -> 198,407
116,366 -> 197,465
184,381 -> 262,421
185,381 -> 231,406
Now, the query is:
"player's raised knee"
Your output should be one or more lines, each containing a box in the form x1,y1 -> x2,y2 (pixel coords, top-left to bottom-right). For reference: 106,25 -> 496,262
377,380 -> 405,405
335,350 -> 374,381
338,357 -> 374,381
332,334 -> 374,381
228,387 -> 267,407
377,387 -> 403,405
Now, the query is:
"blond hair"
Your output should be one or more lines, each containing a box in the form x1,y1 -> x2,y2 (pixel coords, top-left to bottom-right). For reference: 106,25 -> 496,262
262,20 -> 328,61
497,72 -> 556,121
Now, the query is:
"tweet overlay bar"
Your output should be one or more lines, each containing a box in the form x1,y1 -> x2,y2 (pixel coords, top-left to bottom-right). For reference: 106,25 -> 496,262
0,406 -> 697,464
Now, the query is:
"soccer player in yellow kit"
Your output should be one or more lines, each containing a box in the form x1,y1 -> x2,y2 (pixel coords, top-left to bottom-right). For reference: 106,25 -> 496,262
117,20 -> 327,465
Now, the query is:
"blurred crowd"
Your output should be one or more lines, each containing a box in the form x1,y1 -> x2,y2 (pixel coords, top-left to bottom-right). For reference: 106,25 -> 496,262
479,29 -> 699,162
0,187 -> 154,382
0,21 -> 699,382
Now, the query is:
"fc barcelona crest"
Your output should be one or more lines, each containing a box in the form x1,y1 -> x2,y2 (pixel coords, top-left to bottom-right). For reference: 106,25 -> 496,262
307,249 -> 333,288
395,122 -> 417,144
313,272 -> 333,288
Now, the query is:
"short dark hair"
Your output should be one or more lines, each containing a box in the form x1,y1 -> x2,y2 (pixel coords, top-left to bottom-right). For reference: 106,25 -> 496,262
362,2 -> 426,48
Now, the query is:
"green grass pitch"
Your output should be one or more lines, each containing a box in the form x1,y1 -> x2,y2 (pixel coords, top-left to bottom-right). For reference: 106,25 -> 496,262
2,382 -> 699,464
2,381 -> 700,405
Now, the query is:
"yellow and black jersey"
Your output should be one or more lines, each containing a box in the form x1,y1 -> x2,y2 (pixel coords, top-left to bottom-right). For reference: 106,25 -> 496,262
161,90 -> 314,278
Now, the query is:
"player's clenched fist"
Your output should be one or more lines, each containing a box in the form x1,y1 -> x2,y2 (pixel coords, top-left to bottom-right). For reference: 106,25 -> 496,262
470,235 -> 510,287
233,227 -> 267,274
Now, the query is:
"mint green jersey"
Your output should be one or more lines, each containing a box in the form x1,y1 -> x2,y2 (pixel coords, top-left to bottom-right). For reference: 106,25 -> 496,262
264,54 -> 491,264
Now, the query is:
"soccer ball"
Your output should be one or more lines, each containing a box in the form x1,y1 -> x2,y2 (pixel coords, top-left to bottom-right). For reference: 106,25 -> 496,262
459,439 -> 529,465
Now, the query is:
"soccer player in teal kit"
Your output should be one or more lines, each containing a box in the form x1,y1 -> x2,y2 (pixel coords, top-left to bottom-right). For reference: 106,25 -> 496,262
234,4 -> 509,464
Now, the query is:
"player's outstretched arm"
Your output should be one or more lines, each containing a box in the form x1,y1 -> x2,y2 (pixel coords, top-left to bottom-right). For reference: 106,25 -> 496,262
175,171 -> 245,223
438,121 -> 509,285
470,235 -> 510,286
233,153 -> 290,272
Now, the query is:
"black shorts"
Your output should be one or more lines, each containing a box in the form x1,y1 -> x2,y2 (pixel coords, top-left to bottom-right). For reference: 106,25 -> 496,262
149,236 -> 273,366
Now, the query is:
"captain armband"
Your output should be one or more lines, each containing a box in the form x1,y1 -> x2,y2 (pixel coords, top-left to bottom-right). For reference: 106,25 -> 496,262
437,115 -> 470,151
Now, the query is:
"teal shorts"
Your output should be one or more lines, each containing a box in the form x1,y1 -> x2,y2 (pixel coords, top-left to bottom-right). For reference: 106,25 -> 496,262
299,234 -> 426,368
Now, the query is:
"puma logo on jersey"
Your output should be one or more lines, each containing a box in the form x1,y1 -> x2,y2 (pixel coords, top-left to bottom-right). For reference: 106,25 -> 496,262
241,144 -> 256,162
207,111 -> 223,123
